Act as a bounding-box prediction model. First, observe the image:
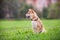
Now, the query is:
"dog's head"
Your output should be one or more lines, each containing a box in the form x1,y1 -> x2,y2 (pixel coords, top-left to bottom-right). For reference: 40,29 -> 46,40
26,9 -> 37,19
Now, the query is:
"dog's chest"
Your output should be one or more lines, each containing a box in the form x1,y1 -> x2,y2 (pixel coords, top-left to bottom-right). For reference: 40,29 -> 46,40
31,21 -> 37,27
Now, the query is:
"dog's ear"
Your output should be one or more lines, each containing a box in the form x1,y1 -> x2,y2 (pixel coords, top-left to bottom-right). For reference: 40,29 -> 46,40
31,10 -> 34,14
29,9 -> 34,14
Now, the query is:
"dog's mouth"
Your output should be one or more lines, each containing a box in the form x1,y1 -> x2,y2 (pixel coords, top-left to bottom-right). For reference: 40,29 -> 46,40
25,14 -> 30,19
26,16 -> 30,18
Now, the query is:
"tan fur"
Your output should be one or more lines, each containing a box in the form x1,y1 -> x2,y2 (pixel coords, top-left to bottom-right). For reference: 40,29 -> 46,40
26,9 -> 46,33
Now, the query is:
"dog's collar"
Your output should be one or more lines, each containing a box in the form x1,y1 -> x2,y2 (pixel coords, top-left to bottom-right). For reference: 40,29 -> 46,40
31,18 -> 38,21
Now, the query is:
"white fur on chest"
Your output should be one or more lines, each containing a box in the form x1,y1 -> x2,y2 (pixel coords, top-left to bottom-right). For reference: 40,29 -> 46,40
31,21 -> 46,33
31,21 -> 37,28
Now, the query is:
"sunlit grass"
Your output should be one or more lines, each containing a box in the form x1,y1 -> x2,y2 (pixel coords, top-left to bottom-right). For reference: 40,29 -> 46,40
0,19 -> 60,40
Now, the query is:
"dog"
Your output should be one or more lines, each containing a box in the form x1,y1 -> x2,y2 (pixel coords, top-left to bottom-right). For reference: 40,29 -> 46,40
26,9 -> 46,33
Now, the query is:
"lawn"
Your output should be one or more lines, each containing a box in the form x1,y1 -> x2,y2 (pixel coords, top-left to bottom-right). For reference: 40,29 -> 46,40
0,19 -> 60,40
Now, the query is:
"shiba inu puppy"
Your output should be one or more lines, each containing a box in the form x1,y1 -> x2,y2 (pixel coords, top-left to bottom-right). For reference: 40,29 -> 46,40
26,9 -> 46,33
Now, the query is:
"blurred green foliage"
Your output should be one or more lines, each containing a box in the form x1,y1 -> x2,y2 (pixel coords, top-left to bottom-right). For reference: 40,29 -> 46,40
43,8 -> 48,19
0,0 -> 60,19
47,2 -> 60,19
19,3 -> 33,18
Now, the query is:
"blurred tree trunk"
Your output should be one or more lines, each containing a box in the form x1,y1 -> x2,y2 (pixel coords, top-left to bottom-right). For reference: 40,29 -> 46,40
0,0 -> 24,19
57,0 -> 60,18
0,0 -> 33,19
0,0 -> 4,19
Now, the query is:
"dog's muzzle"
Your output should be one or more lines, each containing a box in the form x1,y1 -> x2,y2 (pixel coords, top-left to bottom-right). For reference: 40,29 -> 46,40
26,16 -> 30,18
25,14 -> 30,18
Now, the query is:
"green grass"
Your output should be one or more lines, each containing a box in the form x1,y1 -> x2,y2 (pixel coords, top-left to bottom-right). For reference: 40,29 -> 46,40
0,19 -> 60,40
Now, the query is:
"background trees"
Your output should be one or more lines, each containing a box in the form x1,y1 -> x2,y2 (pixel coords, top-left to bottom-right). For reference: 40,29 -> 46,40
0,0 -> 60,19
47,0 -> 60,19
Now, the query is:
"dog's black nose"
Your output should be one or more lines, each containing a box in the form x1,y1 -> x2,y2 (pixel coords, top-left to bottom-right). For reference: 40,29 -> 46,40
26,16 -> 30,19
28,16 -> 30,18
